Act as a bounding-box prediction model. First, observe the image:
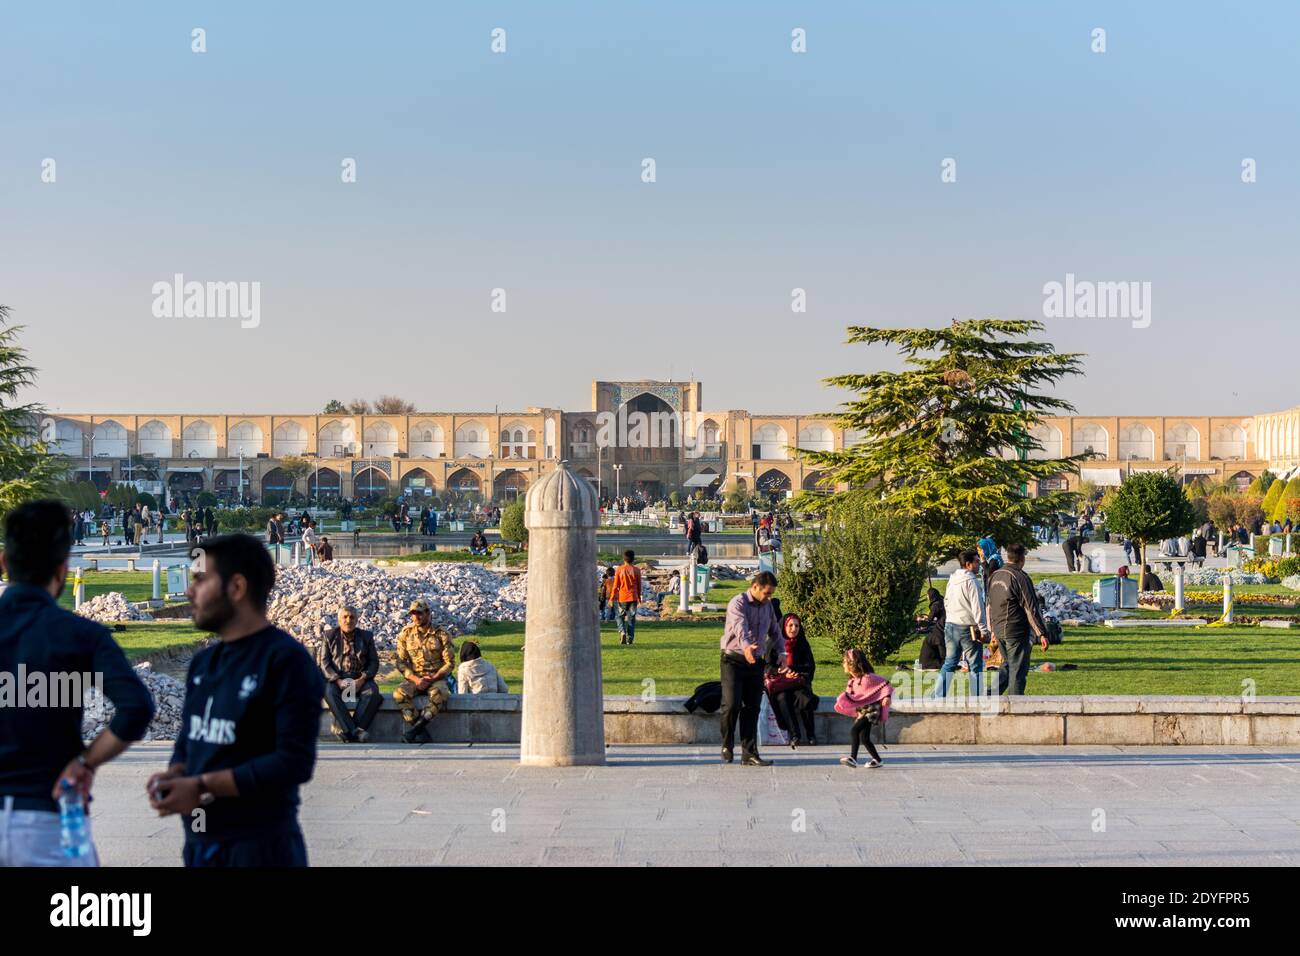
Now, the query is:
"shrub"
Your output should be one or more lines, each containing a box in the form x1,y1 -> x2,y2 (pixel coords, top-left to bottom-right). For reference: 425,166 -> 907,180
1263,481 -> 1294,520
781,501 -> 930,665
196,491 -> 217,509
1234,495 -> 1264,528
216,506 -> 277,532
499,501 -> 527,547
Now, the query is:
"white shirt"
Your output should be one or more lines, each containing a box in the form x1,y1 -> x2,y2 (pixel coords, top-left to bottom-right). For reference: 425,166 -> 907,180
944,568 -> 989,635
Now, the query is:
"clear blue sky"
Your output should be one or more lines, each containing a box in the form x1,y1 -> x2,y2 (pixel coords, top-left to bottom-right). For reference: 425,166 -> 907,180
3,2 -> 1297,416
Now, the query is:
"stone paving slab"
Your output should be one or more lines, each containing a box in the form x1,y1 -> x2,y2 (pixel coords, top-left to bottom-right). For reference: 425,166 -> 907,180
85,743 -> 1300,866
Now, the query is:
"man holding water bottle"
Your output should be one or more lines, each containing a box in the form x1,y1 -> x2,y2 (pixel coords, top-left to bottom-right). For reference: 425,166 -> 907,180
0,501 -> 154,866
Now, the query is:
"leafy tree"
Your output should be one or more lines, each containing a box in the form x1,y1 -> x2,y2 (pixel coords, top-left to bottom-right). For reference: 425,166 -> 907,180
723,487 -> 748,513
1274,478 -> 1300,522
1262,476 -> 1287,520
279,456 -> 313,502
0,305 -> 66,518
1103,471 -> 1197,591
196,491 -> 218,509
1206,493 -> 1237,532
373,395 -> 416,414
793,319 -> 1087,559
1246,470 -> 1276,497
322,399 -> 347,414
499,501 -> 528,549
782,501 -> 930,664
1233,495 -> 1264,529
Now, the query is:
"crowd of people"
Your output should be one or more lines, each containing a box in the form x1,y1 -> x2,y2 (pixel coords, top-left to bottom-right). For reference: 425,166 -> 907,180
914,539 -> 1056,699
11,495 -> 1064,870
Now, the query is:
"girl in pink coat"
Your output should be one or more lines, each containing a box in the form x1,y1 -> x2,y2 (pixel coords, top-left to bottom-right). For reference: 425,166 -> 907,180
835,648 -> 892,768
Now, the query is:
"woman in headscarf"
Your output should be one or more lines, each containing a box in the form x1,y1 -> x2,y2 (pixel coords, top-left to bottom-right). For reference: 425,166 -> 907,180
918,587 -> 947,671
765,612 -> 819,747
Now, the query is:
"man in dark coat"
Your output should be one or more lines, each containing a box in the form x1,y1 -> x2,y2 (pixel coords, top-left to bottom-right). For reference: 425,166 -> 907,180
987,544 -> 1050,696
318,605 -> 380,742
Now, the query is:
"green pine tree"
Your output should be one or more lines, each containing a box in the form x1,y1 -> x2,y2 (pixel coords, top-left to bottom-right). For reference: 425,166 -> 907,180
0,305 -> 66,519
1262,476 -> 1287,521
793,319 -> 1088,558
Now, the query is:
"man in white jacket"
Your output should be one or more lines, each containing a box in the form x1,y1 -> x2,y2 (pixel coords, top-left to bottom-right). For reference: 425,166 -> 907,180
935,549 -> 991,698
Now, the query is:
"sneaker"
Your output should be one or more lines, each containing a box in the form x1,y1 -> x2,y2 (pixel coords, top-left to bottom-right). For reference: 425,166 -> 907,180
806,737 -> 818,746
741,754 -> 773,767
720,749 -> 734,764
839,756 -> 858,768
334,731 -> 354,744
867,758 -> 883,768
789,738 -> 801,750
354,728 -> 370,744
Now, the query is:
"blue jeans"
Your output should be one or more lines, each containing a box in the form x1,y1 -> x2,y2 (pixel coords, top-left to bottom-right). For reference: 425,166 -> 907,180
616,601 -> 638,643
934,622 -> 983,697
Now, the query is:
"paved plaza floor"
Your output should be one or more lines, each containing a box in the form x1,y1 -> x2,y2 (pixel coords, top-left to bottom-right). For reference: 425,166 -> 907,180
90,743 -> 1300,866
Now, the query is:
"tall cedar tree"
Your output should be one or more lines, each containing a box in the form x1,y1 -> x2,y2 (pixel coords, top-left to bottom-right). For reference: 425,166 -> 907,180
794,319 -> 1088,559
0,305 -> 65,517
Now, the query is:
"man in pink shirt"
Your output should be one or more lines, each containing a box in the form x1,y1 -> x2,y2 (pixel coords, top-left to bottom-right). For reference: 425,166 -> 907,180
719,571 -> 784,766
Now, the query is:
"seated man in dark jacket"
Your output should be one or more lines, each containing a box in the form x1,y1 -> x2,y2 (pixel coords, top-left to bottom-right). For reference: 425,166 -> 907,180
987,544 -> 1050,696
318,605 -> 381,743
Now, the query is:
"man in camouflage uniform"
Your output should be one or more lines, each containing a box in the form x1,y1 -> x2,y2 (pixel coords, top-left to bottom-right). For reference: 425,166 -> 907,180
392,599 -> 456,744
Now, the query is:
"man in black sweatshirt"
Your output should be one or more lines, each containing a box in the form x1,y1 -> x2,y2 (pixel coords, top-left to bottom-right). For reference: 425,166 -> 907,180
986,543 -> 1050,696
147,533 -> 322,866
0,500 -> 153,866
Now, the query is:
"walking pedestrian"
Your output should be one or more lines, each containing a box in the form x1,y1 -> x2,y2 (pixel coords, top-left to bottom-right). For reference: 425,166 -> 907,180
147,534 -> 322,867
719,570 -> 784,766
935,549 -> 990,698
613,550 -> 641,645
986,543 -> 1050,696
835,649 -> 892,768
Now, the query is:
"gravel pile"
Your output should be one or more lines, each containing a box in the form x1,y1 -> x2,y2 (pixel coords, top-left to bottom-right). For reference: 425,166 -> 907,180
1182,567 -> 1271,586
82,662 -> 184,741
267,563 -> 528,651
1035,579 -> 1116,624
76,592 -> 154,623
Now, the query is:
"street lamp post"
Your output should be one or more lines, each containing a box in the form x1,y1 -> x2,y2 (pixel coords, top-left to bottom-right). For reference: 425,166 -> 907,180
613,464 -> 623,502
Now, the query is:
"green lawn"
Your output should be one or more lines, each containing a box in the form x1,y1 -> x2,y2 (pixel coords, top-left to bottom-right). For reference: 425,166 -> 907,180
111,621 -> 207,662
392,615 -> 1300,699
80,567 -> 1300,697
60,570 -> 157,610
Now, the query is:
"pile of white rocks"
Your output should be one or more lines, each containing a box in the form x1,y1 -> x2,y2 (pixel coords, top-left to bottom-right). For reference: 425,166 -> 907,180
1034,579 -> 1116,624
706,563 -> 752,581
82,662 -> 185,741
76,592 -> 154,623
1182,567 -> 1271,587
267,563 -> 528,651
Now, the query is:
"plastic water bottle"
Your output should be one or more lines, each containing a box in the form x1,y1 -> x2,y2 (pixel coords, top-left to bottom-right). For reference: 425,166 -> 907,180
58,778 -> 92,859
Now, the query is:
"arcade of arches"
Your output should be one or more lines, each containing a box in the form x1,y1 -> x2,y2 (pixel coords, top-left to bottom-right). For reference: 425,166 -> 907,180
41,382 -> 1289,504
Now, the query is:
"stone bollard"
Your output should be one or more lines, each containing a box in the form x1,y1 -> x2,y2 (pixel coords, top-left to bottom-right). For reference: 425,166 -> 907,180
1223,573 -> 1233,624
520,461 -> 605,766
151,559 -> 161,601
678,564 -> 690,614
1173,562 -> 1184,612
73,570 -> 84,610
293,542 -> 301,566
